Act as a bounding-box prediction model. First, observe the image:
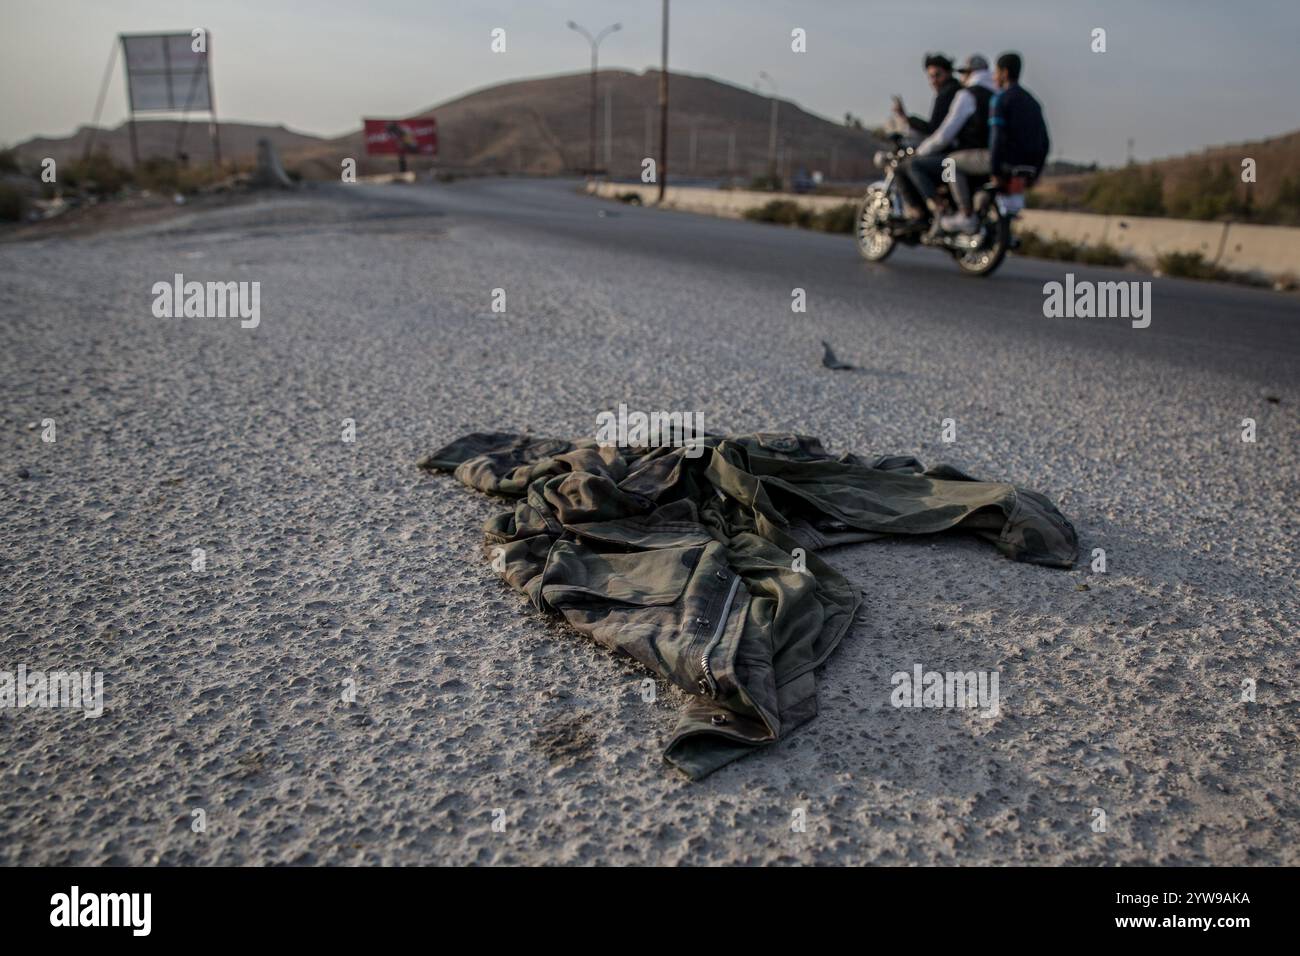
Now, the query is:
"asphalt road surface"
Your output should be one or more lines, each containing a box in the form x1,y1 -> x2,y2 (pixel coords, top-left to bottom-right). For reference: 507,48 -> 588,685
2,177 -> 1297,865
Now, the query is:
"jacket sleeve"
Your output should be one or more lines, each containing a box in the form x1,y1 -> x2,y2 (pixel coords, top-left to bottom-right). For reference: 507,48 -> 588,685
914,84 -> 955,136
988,90 -> 1007,173
1036,102 -> 1051,171
906,113 -> 930,134
917,89 -> 973,156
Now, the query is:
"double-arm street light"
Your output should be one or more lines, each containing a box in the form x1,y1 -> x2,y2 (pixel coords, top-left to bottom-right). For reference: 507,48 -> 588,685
567,20 -> 621,173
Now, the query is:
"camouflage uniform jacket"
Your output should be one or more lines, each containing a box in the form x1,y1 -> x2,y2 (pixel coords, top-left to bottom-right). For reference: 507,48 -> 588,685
420,431 -> 1077,779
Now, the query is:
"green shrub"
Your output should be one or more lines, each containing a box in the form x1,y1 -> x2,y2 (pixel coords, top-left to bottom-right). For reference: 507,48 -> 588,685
1165,162 -> 1249,221
1082,165 -> 1165,216
74,153 -> 216,196
744,199 -> 810,227
1258,175 -> 1300,226
0,149 -> 21,175
1015,229 -> 1126,266
812,203 -> 856,233
65,149 -> 131,196
742,200 -> 857,234
136,157 -> 181,194
1078,243 -> 1127,266
1015,230 -> 1081,261
1156,250 -> 1227,281
748,173 -> 783,192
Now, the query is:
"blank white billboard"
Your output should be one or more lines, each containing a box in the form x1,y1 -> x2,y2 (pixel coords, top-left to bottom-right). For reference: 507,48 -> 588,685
122,32 -> 212,112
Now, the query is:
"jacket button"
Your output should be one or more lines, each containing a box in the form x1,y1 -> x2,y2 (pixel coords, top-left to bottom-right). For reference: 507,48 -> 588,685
710,714 -> 728,726
696,617 -> 710,627
697,679 -> 711,695
716,570 -> 727,580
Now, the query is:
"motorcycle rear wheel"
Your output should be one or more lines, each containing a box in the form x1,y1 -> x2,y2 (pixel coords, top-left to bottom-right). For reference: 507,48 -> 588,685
856,187 -> 896,262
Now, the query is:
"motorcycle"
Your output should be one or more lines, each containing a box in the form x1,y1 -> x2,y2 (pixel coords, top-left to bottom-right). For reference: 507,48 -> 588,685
855,132 -> 1034,278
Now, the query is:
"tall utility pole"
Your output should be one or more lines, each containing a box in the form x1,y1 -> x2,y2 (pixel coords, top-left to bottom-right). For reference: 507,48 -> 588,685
567,20 -> 621,174
657,0 -> 669,203
604,86 -> 613,170
758,71 -> 779,179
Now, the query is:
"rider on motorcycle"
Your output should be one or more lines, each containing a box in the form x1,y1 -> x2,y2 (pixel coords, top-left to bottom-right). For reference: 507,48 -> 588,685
903,54 -> 997,231
892,52 -> 962,137
941,52 -> 1050,232
891,53 -> 961,220
990,54 -> 1051,187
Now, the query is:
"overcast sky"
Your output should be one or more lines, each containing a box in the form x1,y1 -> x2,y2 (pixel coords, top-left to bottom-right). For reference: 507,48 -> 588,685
2,0 -> 1297,166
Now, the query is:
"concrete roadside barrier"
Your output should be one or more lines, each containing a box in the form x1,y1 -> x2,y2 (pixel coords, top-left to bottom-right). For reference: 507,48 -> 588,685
1218,222 -> 1300,280
588,181 -> 1299,283
1016,210 -> 1110,248
1009,211 -> 1231,271
1103,216 -> 1228,269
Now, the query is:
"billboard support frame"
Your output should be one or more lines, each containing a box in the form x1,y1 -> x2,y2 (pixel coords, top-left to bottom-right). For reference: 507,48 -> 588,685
117,30 -> 221,172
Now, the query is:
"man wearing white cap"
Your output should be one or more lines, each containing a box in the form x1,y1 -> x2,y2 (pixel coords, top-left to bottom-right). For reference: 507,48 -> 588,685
906,54 -> 998,231
936,54 -> 1002,232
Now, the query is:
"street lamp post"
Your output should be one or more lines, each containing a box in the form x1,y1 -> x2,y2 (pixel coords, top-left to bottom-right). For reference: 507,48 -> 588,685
758,71 -> 780,181
567,20 -> 621,174
658,0 -> 669,203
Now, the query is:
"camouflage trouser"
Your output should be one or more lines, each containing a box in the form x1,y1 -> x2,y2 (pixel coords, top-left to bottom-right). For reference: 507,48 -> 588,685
420,432 -> 1077,779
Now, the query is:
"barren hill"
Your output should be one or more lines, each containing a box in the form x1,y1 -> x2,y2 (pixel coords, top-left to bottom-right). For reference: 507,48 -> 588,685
298,69 -> 884,181
7,70 -> 885,183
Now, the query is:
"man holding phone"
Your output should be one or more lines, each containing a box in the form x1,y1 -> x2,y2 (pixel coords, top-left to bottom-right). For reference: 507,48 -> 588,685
892,52 -> 962,137
891,52 -> 961,221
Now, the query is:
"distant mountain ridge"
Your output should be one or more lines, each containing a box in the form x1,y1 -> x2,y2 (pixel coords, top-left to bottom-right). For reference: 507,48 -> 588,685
9,121 -> 325,169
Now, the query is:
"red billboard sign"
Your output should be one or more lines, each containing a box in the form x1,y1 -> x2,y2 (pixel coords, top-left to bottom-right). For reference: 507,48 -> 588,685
363,118 -> 437,156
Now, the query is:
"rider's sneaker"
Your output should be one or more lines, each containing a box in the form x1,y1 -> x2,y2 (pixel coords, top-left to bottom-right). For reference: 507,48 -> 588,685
939,212 -> 978,233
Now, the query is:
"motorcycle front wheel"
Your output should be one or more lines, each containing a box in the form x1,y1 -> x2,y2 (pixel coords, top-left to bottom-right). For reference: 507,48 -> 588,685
855,187 -> 896,262
953,201 -> 1011,277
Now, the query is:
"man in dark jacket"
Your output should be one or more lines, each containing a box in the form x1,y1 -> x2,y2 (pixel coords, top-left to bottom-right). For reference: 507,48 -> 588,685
989,51 -> 1050,183
892,52 -> 961,137
939,52 -> 1049,233
891,53 -> 960,217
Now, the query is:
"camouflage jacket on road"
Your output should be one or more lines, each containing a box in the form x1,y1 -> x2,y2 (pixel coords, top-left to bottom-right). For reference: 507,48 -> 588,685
420,431 -> 1077,779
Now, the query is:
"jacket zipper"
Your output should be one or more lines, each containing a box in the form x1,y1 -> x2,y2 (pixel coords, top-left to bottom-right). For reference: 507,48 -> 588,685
699,574 -> 741,698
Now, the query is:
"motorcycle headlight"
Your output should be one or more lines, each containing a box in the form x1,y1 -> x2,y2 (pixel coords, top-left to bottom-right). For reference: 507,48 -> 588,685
872,150 -> 889,170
